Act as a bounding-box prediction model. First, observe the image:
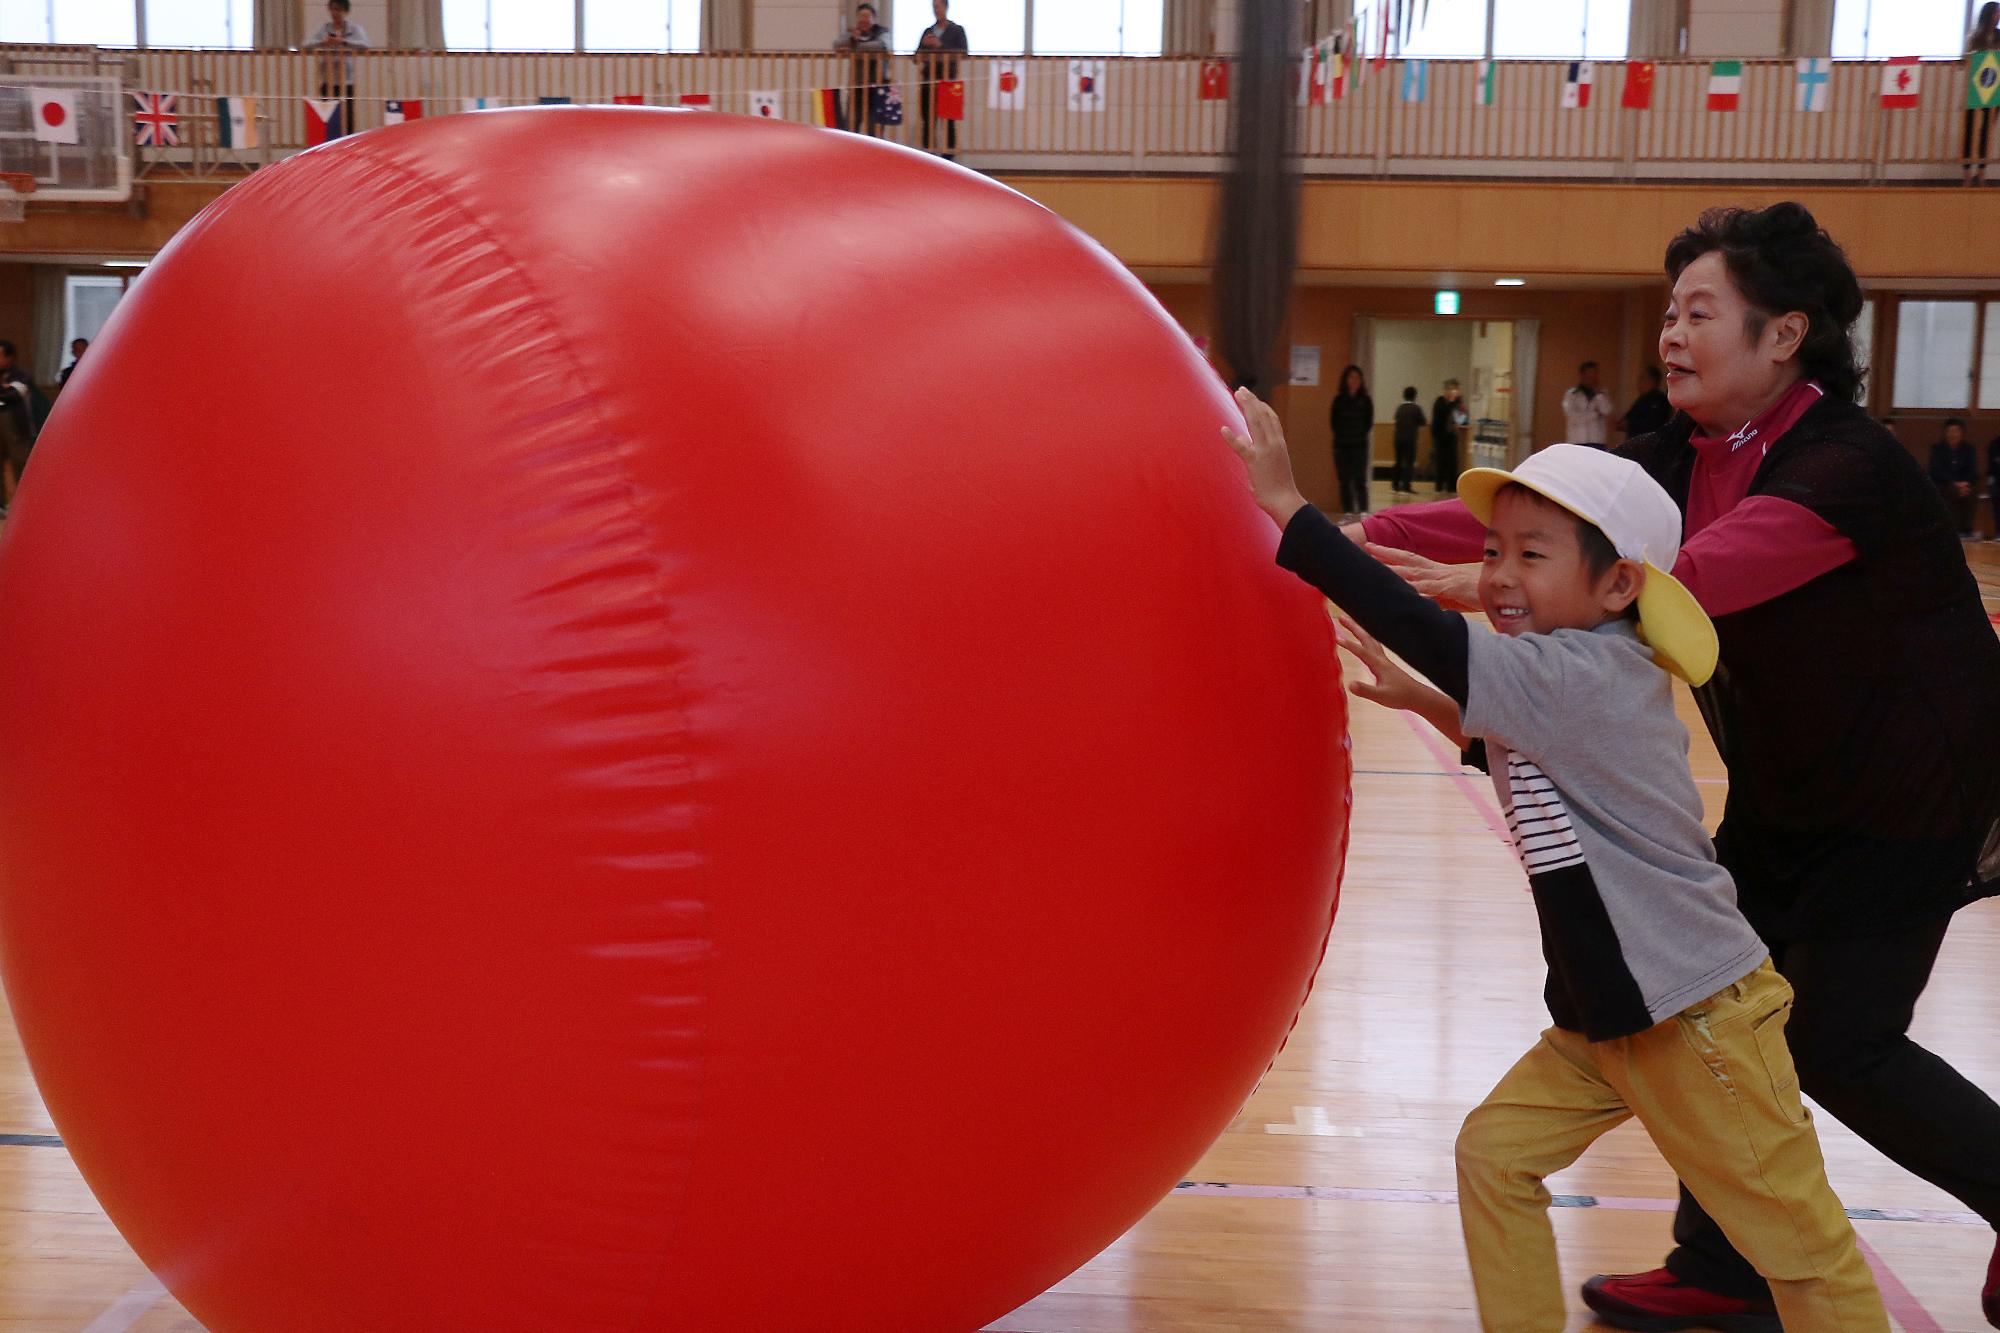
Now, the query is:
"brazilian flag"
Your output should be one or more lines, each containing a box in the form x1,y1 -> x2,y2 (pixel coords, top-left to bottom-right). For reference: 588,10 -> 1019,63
1971,50 -> 2000,110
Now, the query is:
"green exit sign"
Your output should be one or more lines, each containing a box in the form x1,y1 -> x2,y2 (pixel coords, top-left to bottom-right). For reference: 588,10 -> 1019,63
1434,290 -> 1461,316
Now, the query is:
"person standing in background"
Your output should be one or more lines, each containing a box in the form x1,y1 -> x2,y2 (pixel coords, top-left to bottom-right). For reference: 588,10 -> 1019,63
1967,2 -> 1999,185
59,338 -> 88,389
1430,378 -> 1465,494
1329,364 -> 1374,520
915,0 -> 968,159
834,4 -> 893,137
1619,365 -> 1675,439
1562,360 -> 1616,446
306,0 -> 369,137
1392,386 -> 1425,495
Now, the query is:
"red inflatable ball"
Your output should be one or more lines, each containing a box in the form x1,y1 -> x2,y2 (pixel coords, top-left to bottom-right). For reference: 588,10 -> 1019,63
0,108 -> 1349,1332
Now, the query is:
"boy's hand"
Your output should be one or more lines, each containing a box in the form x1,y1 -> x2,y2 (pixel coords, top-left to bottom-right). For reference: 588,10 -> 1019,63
1221,388 -> 1308,528
1335,616 -> 1425,711
1370,546 -> 1482,612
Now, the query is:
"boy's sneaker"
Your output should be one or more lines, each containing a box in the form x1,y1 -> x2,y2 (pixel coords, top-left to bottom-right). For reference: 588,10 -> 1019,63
1581,1269 -> 1780,1333
1983,1233 -> 1999,1328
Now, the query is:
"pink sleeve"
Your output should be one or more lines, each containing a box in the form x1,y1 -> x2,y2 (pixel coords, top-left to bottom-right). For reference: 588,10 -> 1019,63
1359,500 -> 1486,563
1671,495 -> 1858,619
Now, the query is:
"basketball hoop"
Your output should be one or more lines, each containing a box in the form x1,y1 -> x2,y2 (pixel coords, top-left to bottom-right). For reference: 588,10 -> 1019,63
0,173 -> 34,224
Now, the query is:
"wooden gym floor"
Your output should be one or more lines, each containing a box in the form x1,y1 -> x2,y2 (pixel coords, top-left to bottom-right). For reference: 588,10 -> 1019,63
4,521 -> 1998,1332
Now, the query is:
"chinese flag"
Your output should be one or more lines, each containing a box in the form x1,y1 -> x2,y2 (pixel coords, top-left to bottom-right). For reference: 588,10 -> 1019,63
1622,61 -> 1655,110
1199,59 -> 1229,102
937,79 -> 965,121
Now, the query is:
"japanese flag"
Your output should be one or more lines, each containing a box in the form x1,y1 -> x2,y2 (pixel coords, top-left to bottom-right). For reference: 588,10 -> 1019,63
31,88 -> 79,145
748,90 -> 781,119
989,60 -> 1025,110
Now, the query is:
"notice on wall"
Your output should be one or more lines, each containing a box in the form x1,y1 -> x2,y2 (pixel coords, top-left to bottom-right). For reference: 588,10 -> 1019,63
1289,345 -> 1321,386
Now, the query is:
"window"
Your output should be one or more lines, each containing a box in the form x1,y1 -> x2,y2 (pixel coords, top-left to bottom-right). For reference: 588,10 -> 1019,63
1,0 -> 139,45
1400,0 -> 1488,59
147,0 -> 254,48
1832,0 -> 1967,60
1034,0 -> 1163,56
889,2 -> 1028,56
1891,300 -> 1976,410
444,0 -> 577,51
1853,298 -> 1875,398
1491,0 -> 1628,60
584,0 -> 701,52
66,273 -> 128,351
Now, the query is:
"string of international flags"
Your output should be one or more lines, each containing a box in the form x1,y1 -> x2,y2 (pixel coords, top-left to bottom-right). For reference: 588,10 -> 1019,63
112,50 -> 2000,149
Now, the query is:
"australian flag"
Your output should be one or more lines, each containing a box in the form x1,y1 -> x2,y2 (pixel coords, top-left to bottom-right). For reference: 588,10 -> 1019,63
870,84 -> 904,126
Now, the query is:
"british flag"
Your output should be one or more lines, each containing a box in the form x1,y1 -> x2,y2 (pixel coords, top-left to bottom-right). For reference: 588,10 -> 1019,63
132,91 -> 179,147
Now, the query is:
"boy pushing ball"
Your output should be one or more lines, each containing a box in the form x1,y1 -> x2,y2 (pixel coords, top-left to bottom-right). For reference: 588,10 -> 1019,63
1222,390 -> 1888,1332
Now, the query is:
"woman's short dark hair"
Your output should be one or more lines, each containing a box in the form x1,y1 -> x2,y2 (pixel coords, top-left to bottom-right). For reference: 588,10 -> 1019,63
1664,202 -> 1866,402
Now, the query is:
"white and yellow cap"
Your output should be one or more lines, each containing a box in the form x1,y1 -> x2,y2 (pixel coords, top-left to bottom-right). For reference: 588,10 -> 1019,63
1456,444 -> 1718,686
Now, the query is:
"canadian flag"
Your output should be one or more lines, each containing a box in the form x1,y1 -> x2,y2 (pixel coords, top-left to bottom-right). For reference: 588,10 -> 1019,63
31,88 -> 79,145
1879,58 -> 1921,109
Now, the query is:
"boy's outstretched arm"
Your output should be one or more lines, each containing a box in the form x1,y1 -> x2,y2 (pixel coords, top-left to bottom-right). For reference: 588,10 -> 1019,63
1223,390 -> 1473,709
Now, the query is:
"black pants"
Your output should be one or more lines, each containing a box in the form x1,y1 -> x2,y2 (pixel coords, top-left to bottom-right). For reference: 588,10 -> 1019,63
1334,444 -> 1370,514
1391,436 -> 1417,492
1666,920 -> 2000,1300
1966,106 -> 1995,166
919,86 -> 957,157
1432,436 -> 1458,493
319,82 -> 356,136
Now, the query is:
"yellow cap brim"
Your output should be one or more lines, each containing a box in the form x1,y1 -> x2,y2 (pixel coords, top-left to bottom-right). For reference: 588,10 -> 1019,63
1454,466 -> 1718,687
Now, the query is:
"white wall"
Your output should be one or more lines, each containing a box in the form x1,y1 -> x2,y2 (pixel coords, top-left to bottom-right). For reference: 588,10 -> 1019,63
1685,0 -> 1784,57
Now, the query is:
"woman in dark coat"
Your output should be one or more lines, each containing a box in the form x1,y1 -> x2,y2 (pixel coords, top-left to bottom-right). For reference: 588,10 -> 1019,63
1328,364 -> 1374,518
1353,202 -> 2000,1333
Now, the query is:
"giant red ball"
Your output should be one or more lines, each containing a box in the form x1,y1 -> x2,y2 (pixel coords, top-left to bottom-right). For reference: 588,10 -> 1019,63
0,109 -> 1349,1331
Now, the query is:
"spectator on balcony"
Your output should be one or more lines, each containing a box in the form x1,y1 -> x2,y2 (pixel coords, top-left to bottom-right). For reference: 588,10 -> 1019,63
60,337 -> 87,389
1968,2 -> 1999,185
1561,360 -> 1616,446
834,4 -> 893,138
1930,417 -> 1978,537
1619,365 -> 1675,439
307,0 -> 370,139
915,0 -> 969,160
1329,364 -> 1374,520
1430,379 -> 1465,494
1987,434 -> 2000,539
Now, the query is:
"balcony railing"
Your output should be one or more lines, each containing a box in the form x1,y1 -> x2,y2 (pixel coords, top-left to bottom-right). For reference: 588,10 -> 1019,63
1,45 -> 1985,184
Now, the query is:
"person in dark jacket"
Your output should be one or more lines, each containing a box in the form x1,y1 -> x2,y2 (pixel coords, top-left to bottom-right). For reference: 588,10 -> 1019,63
1391,386 -> 1425,494
1430,378 -> 1465,494
914,0 -> 968,159
1988,436 -> 2000,540
1328,364 -> 1374,518
1619,365 -> 1674,439
833,3 -> 892,137
1930,418 -> 1978,536
1351,202 -> 2000,1333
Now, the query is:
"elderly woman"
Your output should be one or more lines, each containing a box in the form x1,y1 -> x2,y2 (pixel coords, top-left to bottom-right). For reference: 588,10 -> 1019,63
1353,202 -> 2000,1333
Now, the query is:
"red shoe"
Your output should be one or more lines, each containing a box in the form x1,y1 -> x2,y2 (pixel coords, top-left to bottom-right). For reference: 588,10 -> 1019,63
1983,1233 -> 1999,1328
1580,1268 -> 1780,1333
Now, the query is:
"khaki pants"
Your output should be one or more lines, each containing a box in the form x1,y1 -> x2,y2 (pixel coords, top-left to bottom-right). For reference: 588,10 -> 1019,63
1454,960 -> 1889,1332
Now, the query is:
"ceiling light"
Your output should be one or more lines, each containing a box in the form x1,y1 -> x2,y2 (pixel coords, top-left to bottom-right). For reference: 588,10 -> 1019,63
1494,278 -> 1526,287
103,260 -> 148,268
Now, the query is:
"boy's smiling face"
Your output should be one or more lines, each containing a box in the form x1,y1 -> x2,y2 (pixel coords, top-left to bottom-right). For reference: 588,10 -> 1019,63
1479,487 -> 1641,638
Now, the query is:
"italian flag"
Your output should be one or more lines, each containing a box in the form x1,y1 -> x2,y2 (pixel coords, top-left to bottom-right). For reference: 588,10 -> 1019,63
1706,60 -> 1742,111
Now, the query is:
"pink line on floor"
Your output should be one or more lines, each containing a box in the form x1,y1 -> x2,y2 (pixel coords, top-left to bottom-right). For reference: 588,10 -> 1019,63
82,1276 -> 166,1333
1853,1233 -> 1944,1333
1398,713 -> 1514,849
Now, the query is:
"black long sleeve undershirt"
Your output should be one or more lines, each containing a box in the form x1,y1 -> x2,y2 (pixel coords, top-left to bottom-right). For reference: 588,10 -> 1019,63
1274,502 -> 1472,707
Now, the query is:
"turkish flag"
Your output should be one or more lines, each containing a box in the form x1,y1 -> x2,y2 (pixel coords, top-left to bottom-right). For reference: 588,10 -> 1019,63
937,79 -> 965,121
1199,59 -> 1229,102
1621,61 -> 1655,110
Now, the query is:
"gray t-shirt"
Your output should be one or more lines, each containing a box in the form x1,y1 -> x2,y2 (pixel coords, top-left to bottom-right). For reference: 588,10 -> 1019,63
1464,619 -> 1766,1040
